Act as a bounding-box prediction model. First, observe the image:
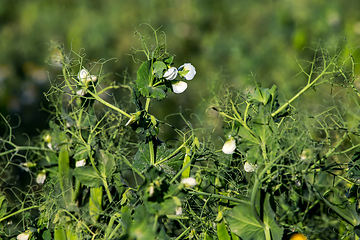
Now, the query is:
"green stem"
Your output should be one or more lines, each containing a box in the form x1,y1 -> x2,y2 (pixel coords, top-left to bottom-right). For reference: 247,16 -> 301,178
271,66 -> 331,117
149,138 -> 155,165
58,209 -> 96,236
188,190 -> 250,204
0,205 -> 39,223
87,91 -> 131,118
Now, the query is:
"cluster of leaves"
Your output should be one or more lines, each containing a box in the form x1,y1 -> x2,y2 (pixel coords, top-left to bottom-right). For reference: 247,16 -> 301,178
2,27 -> 360,240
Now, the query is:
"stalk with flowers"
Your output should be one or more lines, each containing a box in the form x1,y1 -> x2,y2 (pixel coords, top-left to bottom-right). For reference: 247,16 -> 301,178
1,26 -> 360,240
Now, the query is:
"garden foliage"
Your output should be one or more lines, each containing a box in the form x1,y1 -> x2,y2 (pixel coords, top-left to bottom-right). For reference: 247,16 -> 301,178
2,26 -> 360,240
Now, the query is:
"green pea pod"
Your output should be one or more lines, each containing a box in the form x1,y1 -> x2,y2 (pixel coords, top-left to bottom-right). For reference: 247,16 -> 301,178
89,187 -> 103,223
58,145 -> 73,207
54,227 -> 66,240
181,154 -> 191,179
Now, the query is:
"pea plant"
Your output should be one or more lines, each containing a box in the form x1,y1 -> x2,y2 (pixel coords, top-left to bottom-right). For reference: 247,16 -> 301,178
1,26 -> 360,240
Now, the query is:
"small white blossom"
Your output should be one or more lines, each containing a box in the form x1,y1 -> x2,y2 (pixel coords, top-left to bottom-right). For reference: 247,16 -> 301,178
179,63 -> 196,80
149,184 -> 154,196
163,67 -> 178,80
172,81 -> 188,93
222,138 -> 236,154
181,177 -> 197,188
175,206 -> 183,215
78,68 -> 97,84
36,172 -> 46,184
76,89 -> 86,96
76,159 -> 86,167
244,162 -> 257,172
78,69 -> 90,83
17,231 -> 31,240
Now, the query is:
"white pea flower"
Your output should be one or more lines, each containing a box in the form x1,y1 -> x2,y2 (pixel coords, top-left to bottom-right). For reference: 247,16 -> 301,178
175,206 -> 183,215
78,69 -> 90,83
76,89 -> 86,96
178,63 -> 196,80
17,231 -> 31,240
181,177 -> 197,188
76,159 -> 86,167
149,184 -> 155,196
78,69 -> 97,83
244,162 -> 257,172
36,172 -> 46,184
222,137 -> 236,154
163,67 -> 178,80
172,81 -> 188,94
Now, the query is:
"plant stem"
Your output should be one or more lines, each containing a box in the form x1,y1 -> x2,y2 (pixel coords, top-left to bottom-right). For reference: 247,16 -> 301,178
0,205 -> 39,223
188,190 -> 250,204
87,91 -> 131,118
149,138 -> 155,165
271,65 -> 331,117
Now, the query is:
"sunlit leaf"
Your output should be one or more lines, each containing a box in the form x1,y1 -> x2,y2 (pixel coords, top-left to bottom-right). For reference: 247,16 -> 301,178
225,193 -> 283,240
73,166 -> 103,188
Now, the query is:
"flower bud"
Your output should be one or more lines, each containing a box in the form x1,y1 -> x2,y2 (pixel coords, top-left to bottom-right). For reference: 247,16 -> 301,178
222,137 -> 236,154
36,172 -> 46,184
181,177 -> 197,188
78,69 -> 90,83
244,161 -> 257,172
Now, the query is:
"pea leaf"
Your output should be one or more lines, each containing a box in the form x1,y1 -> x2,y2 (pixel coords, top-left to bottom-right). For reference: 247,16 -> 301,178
152,61 -> 166,78
98,149 -> 116,179
133,142 -> 151,173
73,166 -> 103,188
225,193 -> 283,240
135,60 -> 167,100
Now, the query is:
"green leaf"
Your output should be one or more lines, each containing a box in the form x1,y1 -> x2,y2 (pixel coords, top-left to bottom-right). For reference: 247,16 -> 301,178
152,61 -> 166,78
133,142 -> 151,173
135,60 -> 167,100
248,87 -> 271,105
42,230 -> 52,240
225,194 -> 283,240
73,144 -> 89,161
89,187 -> 103,223
136,60 -> 152,96
98,149 -> 116,179
217,220 -> 231,240
73,166 -> 103,188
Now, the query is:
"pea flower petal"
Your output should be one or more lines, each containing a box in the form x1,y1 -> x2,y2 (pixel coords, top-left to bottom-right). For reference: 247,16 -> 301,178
163,67 -> 178,80
181,177 -> 197,188
222,138 -> 236,154
244,162 -> 257,172
179,63 -> 196,80
172,81 -> 188,93
78,69 -> 90,83
36,172 -> 46,184
76,159 -> 86,167
17,231 -> 31,240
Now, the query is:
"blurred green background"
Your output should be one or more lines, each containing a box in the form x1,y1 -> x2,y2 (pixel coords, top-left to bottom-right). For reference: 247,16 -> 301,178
1,0 -> 360,143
